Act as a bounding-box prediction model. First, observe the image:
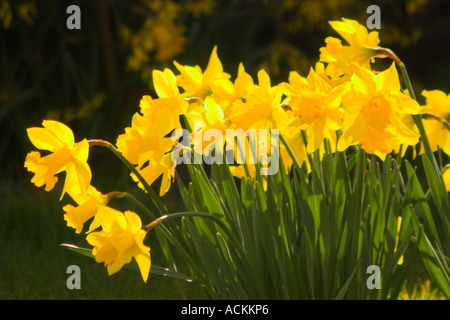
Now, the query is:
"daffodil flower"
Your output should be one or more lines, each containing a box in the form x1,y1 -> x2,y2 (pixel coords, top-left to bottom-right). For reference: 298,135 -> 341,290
174,46 -> 231,99
131,153 -> 175,197
24,120 -> 92,199
282,67 -> 349,154
152,68 -> 189,115
338,63 -> 421,159
421,90 -> 450,155
229,69 -> 289,131
117,106 -> 180,171
86,206 -> 151,283
320,18 -> 380,79
63,185 -> 109,234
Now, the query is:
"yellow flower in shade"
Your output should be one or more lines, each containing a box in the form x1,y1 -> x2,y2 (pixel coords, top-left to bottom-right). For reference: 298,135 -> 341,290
86,206 -> 151,282
229,69 -> 289,131
63,186 -> 109,234
152,24 -> 186,62
24,120 -> 91,198
282,68 -> 349,154
421,90 -> 450,155
320,18 -> 380,79
338,63 -> 421,160
443,165 -> 450,192
174,46 -> 231,99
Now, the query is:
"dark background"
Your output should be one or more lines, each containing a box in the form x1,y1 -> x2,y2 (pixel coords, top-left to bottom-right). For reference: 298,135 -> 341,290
1,0 -> 449,299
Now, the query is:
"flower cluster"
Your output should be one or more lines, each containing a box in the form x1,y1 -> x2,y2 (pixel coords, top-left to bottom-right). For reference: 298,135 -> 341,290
24,18 -> 450,282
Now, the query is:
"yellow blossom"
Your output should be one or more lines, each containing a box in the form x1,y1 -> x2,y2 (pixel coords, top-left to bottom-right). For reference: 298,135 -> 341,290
338,63 -> 421,160
211,63 -> 256,115
117,100 -> 180,169
421,90 -> 450,155
24,120 -> 91,199
320,18 -> 380,79
132,153 -> 175,197
174,46 -> 231,99
152,68 -> 188,114
282,68 -> 349,154
63,186 -> 109,234
229,69 -> 289,131
328,18 -> 379,65
86,206 -> 151,282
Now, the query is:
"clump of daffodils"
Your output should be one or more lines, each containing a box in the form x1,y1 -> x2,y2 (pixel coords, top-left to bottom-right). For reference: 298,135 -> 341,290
24,18 -> 450,282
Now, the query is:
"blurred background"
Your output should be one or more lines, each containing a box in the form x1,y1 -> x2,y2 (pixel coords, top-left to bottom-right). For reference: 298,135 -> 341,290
1,0 -> 449,299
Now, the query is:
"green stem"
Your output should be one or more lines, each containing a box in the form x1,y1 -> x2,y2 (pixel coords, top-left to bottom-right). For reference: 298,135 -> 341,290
106,191 -> 158,220
88,139 -> 167,215
146,211 -> 230,237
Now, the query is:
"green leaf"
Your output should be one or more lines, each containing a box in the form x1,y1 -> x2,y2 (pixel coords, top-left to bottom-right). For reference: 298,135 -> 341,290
61,243 -> 94,258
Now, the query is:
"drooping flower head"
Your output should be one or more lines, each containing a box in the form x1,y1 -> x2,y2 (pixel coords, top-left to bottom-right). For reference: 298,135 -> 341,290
63,185 -> 109,234
320,18 -> 380,79
24,120 -> 92,199
86,206 -> 151,283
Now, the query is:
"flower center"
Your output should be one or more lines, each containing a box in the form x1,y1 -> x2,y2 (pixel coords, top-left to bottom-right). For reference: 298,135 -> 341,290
363,95 -> 392,131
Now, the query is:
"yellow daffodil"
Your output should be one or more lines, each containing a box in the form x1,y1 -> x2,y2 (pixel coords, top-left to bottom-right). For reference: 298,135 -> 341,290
86,206 -> 151,282
117,104 -> 180,170
282,68 -> 349,154
211,63 -> 256,115
320,18 -> 380,79
338,63 -> 421,160
329,18 -> 379,66
152,68 -> 189,115
421,90 -> 450,155
174,46 -> 231,99
24,120 -> 92,199
63,186 -> 109,234
229,69 -> 289,131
